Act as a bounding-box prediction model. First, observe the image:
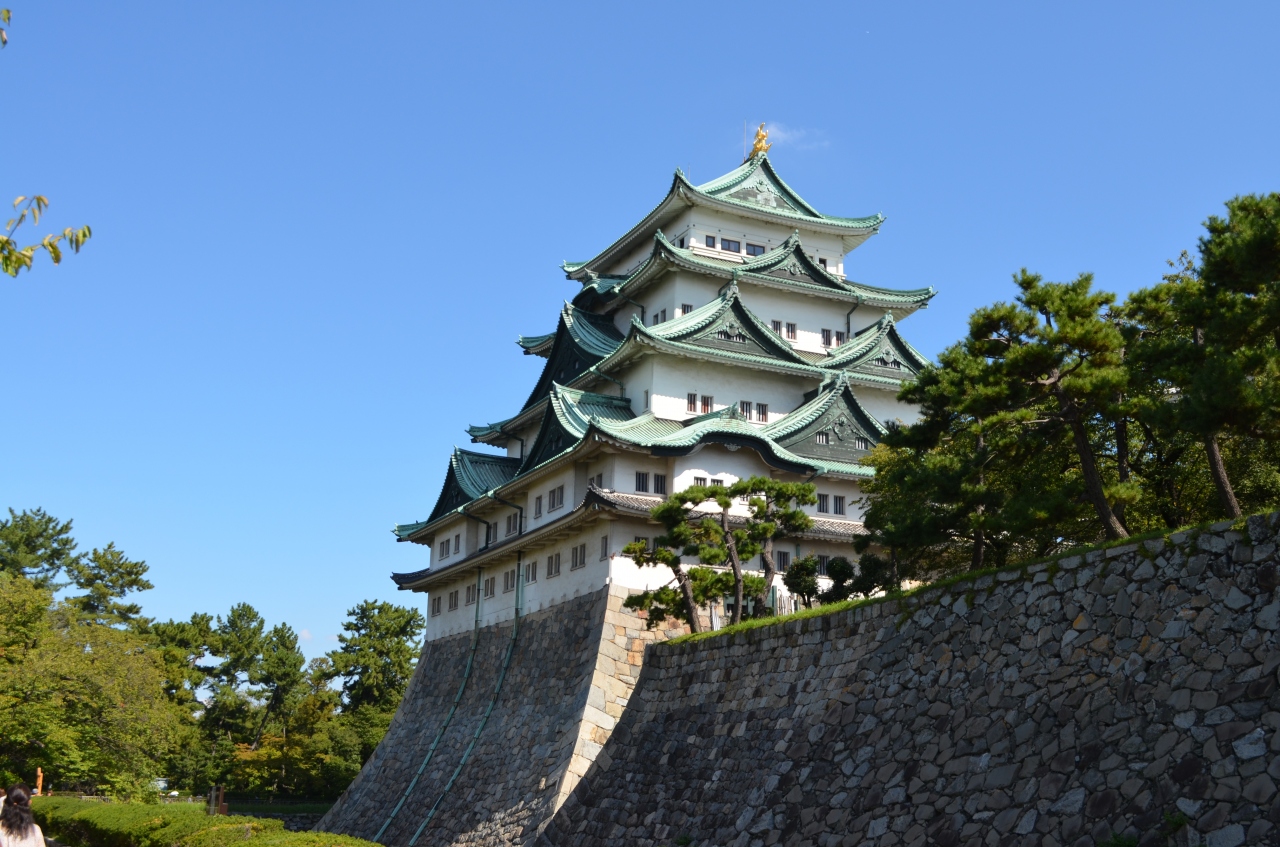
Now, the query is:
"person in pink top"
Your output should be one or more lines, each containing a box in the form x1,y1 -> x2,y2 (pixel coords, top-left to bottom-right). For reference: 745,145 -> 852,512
0,786 -> 43,847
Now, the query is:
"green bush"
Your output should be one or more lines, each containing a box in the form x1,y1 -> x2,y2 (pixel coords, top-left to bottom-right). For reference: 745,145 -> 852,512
33,797 -> 371,847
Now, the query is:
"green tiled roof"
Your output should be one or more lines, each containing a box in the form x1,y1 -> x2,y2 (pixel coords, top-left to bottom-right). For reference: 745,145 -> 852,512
571,230 -> 934,313
564,154 -> 885,282
819,312 -> 933,374
516,331 -> 556,356
763,372 -> 888,442
414,447 -> 522,529
518,384 -> 634,474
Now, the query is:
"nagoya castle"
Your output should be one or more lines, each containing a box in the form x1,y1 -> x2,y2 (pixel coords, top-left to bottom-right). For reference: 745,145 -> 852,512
319,127 -> 934,847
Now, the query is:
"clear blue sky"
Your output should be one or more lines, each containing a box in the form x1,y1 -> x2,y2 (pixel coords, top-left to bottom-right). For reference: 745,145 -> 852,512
4,3 -> 1276,657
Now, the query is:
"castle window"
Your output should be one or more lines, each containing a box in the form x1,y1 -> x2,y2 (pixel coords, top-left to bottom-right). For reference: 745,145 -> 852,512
771,320 -> 782,334
525,560 -> 537,583
430,596 -> 442,616
644,390 -> 649,409
634,536 -> 652,551
819,258 -> 827,268
548,485 -> 565,511
855,436 -> 871,450
756,403 -> 768,422
440,538 -> 451,558
834,496 -> 846,516
822,329 -> 833,347
817,494 -> 830,513
449,590 -> 459,611
547,553 -> 561,578
816,555 -> 829,576
506,513 -> 518,536
455,534 -> 461,554
720,238 -> 741,253
785,322 -> 797,340
571,543 -> 588,570
705,235 -> 715,248
682,303 -> 693,315
651,309 -> 667,325
503,569 -> 517,593
835,330 -> 846,345
746,243 -> 765,257
466,584 -> 477,605
687,393 -> 697,413
594,473 -> 604,487
654,474 -> 667,495
484,576 -> 496,598
710,478 -> 724,487
776,551 -> 791,571
679,237 -> 685,248
635,472 -> 649,493
815,431 -> 830,446
716,327 -> 747,342
701,395 -> 714,414
740,400 -> 752,418
534,496 -> 543,518
693,476 -> 707,487
600,535 -> 609,560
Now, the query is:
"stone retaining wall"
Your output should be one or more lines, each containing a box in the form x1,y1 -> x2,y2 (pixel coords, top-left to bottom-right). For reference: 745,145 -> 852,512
318,585 -> 683,846
542,515 -> 1280,847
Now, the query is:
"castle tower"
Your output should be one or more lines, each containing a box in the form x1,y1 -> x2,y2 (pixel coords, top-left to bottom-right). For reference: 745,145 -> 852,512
318,138 -> 935,846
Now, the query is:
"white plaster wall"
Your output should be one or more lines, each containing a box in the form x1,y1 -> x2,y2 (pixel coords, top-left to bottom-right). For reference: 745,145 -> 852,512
646,355 -> 817,423
854,385 -> 919,428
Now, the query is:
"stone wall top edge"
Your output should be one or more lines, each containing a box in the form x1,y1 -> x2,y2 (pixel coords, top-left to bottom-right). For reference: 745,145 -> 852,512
646,512 -> 1280,661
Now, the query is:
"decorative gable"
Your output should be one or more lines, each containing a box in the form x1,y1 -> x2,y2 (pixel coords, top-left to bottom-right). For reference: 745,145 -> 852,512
769,381 -> 886,464
718,171 -> 800,213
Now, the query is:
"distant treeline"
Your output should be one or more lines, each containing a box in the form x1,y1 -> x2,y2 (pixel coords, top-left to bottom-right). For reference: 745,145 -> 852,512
0,508 -> 423,799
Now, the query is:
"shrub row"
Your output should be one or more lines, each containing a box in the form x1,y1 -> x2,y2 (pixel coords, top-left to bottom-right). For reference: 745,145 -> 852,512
33,797 -> 372,847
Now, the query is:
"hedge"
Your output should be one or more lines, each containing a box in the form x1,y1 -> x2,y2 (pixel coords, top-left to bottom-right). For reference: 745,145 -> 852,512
33,797 -> 374,847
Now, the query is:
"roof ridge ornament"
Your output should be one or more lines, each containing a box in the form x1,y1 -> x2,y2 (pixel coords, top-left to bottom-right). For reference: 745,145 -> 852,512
747,123 -> 772,162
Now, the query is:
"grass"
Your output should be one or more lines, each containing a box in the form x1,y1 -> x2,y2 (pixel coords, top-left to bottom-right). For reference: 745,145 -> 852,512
33,797 -> 366,847
230,803 -> 332,817
664,510 -> 1272,647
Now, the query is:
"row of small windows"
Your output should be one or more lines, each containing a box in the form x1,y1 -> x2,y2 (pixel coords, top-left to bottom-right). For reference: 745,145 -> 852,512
684,393 -> 768,422
767,320 -> 847,347
814,431 -> 871,450
533,484 -> 565,518
650,304 -> 696,326
430,536 -> 612,616
816,493 -> 847,515
634,472 -> 668,495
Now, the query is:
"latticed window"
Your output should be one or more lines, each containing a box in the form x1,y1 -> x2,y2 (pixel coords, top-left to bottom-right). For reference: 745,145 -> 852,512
834,496 -> 846,516
694,476 -> 707,487
465,584 -> 477,605
600,535 -> 609,560
635,472 -> 649,493
756,403 -> 768,422
548,485 -> 564,511
506,513 -> 518,536
835,331 -> 846,345
570,543 -> 587,570
534,496 -> 543,518
822,329 -> 833,347
687,392 -> 697,413
701,395 -> 714,414
547,553 -> 561,578
503,569 -> 517,593
682,304 -> 693,315
776,551 -> 791,572
855,436 -> 871,450
785,323 -> 797,340
484,576 -> 496,598
720,238 -> 740,253
740,400 -> 752,418
746,243 -> 765,257
430,597 -> 442,616
817,494 -> 830,513
448,590 -> 459,611
654,474 -> 667,495
815,431 -> 830,446
771,320 -> 782,335
524,560 -> 537,583
817,555 -> 829,576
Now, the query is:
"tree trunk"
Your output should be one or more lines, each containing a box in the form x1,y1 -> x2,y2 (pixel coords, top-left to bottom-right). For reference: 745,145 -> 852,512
1203,435 -> 1243,518
675,569 -> 702,633
1115,407 -> 1130,531
757,536 -> 776,616
971,427 -> 985,571
722,509 -> 744,625
889,547 -> 900,593
1055,387 -> 1129,539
